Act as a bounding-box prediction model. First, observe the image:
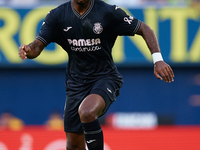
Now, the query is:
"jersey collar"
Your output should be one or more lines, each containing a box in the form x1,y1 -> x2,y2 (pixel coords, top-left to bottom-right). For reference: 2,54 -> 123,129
71,0 -> 94,19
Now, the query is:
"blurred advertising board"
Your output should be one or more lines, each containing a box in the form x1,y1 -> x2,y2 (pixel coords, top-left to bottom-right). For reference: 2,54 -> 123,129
0,126 -> 200,150
0,6 -> 199,67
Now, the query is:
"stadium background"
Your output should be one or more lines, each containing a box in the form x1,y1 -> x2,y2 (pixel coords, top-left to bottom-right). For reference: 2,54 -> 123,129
0,0 -> 200,149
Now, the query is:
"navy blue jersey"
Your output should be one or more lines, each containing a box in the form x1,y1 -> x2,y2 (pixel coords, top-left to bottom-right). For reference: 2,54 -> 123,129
36,0 -> 141,83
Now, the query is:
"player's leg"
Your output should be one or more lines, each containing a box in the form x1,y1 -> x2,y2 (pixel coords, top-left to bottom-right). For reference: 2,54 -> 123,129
64,93 -> 88,150
78,77 -> 122,150
66,132 -> 85,150
78,94 -> 105,150
79,94 -> 105,123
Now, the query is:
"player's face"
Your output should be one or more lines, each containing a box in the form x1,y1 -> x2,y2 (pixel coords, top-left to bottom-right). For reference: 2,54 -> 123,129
75,0 -> 91,5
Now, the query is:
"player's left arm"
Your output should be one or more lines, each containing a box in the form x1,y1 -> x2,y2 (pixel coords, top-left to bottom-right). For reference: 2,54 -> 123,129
136,22 -> 174,83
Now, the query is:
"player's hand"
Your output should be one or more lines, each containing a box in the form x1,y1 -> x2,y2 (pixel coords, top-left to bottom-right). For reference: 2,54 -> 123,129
154,61 -> 174,83
18,44 -> 31,60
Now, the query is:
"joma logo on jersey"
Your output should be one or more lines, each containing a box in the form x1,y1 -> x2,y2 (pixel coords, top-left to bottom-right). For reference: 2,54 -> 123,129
67,38 -> 101,46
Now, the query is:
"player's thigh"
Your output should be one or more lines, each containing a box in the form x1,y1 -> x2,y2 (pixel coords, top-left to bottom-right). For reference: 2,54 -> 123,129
90,78 -> 122,117
78,94 -> 105,120
66,132 -> 85,150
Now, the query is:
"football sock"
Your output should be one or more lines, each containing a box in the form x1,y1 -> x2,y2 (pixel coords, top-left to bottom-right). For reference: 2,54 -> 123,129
82,119 -> 103,150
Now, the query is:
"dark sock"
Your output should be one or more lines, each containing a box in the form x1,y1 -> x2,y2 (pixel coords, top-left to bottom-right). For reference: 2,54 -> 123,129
82,119 -> 103,150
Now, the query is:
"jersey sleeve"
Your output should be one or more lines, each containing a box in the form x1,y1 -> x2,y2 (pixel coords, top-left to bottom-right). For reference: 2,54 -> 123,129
110,6 -> 141,36
36,9 -> 59,46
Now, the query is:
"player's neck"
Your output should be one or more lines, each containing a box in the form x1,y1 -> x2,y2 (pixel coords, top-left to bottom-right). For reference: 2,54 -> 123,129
73,0 -> 91,15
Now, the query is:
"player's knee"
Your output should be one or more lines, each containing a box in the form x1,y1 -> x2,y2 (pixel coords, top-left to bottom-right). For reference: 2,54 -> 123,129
78,107 -> 96,123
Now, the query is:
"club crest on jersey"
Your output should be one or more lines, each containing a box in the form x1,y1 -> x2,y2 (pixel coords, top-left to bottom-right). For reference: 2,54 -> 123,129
93,23 -> 103,34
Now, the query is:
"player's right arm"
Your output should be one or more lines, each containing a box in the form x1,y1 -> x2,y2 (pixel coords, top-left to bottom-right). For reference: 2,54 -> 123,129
19,7 -> 59,60
18,39 -> 45,60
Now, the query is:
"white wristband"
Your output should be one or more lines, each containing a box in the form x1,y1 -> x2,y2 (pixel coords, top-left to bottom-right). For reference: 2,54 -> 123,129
152,52 -> 163,64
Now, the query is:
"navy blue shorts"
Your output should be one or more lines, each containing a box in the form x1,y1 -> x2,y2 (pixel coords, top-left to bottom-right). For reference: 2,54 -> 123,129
64,77 -> 123,133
